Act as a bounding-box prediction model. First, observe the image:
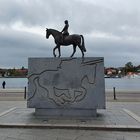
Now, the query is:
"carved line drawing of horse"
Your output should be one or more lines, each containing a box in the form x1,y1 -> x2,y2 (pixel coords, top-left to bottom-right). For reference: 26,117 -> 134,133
46,28 -> 86,57
28,59 -> 103,106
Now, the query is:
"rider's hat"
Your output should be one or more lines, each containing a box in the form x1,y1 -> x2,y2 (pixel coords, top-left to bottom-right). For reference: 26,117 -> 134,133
64,20 -> 68,24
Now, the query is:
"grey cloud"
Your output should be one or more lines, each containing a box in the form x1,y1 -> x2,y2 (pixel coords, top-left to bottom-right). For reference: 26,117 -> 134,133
0,0 -> 140,67
86,36 -> 140,67
0,28 -> 52,67
0,0 -> 140,38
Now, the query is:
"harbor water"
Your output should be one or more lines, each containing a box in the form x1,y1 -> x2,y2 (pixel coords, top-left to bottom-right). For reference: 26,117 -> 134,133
0,77 -> 140,90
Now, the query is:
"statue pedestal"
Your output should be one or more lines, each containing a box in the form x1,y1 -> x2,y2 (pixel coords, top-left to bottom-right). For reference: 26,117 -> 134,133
28,57 -> 105,118
35,108 -> 97,117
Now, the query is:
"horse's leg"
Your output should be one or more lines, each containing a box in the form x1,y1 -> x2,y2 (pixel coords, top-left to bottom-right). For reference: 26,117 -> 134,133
53,46 -> 58,57
70,45 -> 76,57
58,45 -> 61,57
78,45 -> 84,58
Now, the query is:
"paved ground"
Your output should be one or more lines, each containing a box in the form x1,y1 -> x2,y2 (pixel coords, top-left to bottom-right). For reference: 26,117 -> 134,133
0,89 -> 25,101
106,89 -> 140,102
0,128 -> 140,140
0,101 -> 140,139
1,88 -> 140,102
1,89 -> 140,139
0,104 -> 140,129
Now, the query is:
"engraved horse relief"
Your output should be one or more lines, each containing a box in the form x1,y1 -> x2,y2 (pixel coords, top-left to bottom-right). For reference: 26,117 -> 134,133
28,58 -> 103,106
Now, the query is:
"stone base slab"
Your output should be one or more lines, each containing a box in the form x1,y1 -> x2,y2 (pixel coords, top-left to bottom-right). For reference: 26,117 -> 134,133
35,108 -> 97,117
0,107 -> 140,131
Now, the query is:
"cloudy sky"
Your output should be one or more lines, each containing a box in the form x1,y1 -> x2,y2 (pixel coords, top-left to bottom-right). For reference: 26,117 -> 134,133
0,0 -> 140,68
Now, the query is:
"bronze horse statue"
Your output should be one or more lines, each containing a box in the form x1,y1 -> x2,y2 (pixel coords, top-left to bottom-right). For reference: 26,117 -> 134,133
46,28 -> 86,57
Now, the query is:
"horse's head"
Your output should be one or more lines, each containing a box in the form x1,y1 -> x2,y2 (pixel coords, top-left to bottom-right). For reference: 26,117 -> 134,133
46,28 -> 51,39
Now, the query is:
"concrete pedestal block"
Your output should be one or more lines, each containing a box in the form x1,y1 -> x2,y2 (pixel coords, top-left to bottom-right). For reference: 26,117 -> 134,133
28,57 -> 105,117
35,108 -> 97,117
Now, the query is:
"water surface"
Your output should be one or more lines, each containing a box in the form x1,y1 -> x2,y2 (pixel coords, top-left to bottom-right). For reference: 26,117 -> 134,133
0,77 -> 140,90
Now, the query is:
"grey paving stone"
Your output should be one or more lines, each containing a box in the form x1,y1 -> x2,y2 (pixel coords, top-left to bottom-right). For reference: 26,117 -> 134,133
5,138 -> 19,140
0,106 -> 140,130
0,101 -> 140,139
0,129 -> 140,140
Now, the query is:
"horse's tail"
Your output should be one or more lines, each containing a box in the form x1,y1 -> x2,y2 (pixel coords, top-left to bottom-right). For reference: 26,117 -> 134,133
80,35 -> 86,52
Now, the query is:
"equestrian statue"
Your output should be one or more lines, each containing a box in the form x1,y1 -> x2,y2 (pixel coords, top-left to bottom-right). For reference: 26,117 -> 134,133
46,20 -> 86,57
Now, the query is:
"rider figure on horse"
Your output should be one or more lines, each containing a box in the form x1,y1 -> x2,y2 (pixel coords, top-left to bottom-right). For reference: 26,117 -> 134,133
61,20 -> 69,43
